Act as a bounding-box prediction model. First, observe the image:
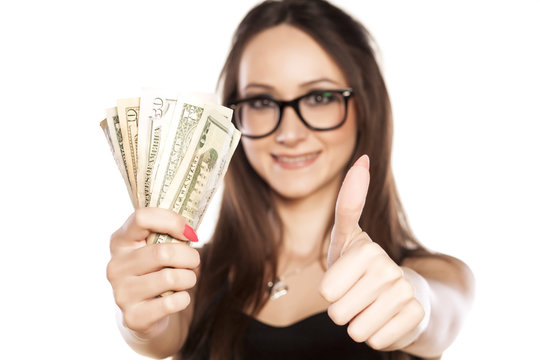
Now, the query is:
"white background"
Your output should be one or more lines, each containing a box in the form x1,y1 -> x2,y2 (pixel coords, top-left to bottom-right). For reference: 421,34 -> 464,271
0,0 -> 539,358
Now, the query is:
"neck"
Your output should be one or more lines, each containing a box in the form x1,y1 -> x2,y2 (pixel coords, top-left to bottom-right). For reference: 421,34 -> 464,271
273,177 -> 341,261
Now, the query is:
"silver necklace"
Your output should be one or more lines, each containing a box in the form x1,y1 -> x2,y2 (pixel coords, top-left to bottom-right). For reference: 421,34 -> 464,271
266,260 -> 318,300
267,276 -> 291,300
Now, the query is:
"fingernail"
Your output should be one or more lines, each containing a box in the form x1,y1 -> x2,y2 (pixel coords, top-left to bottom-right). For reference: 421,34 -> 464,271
183,224 -> 198,242
356,154 -> 370,170
363,155 -> 370,170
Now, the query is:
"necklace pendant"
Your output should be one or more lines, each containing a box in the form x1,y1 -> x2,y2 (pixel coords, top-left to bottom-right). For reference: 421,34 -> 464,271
268,278 -> 288,300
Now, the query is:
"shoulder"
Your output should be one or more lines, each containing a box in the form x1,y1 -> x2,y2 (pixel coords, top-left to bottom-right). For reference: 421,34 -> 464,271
402,253 -> 475,301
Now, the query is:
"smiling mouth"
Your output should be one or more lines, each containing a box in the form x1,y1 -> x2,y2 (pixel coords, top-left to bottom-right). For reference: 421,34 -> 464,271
274,152 -> 319,162
271,151 -> 321,168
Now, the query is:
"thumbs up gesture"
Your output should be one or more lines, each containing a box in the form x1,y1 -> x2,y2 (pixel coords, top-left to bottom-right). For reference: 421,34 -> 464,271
320,155 -> 430,351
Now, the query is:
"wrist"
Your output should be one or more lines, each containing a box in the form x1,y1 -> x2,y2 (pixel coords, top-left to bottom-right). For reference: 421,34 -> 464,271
123,326 -> 152,344
115,305 -> 168,344
400,266 -> 432,343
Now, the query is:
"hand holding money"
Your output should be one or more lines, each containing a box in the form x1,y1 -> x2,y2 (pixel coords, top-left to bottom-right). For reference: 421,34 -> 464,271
100,89 -> 241,244
106,208 -> 200,340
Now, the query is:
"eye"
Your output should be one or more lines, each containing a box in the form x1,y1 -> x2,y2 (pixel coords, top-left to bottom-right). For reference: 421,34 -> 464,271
305,91 -> 338,106
246,97 -> 275,110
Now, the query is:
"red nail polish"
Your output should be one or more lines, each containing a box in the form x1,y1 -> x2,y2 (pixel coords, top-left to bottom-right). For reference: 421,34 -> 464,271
183,224 -> 198,242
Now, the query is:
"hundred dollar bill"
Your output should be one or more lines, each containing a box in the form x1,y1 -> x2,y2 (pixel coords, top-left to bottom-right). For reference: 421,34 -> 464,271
148,106 -> 240,244
103,108 -> 137,207
117,98 -> 140,205
137,89 -> 178,207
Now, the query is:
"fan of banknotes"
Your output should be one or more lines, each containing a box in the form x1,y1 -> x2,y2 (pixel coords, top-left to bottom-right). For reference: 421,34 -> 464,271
100,88 -> 241,244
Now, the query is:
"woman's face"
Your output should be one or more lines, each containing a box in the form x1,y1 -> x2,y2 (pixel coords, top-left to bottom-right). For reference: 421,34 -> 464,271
237,24 -> 357,201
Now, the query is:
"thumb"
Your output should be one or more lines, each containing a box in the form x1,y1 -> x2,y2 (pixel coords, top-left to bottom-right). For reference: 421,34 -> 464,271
327,154 -> 370,267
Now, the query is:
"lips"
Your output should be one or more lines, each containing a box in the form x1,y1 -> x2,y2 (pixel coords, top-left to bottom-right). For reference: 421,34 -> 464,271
271,151 -> 321,169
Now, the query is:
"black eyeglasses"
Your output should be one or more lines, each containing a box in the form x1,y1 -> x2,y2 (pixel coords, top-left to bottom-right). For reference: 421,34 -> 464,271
228,88 -> 354,139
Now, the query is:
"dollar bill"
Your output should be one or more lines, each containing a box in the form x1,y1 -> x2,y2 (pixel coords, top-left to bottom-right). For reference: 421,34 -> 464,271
137,89 -> 178,207
149,93 -> 220,208
149,99 -> 205,208
148,106 -> 240,244
117,98 -> 140,206
103,108 -> 137,207
193,128 -> 241,228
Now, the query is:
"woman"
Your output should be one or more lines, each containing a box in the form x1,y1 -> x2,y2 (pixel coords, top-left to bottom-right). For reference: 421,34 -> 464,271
106,1 -> 475,359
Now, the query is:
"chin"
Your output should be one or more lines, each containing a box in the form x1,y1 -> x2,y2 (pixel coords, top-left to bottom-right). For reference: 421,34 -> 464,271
273,188 -> 313,201
269,179 -> 326,202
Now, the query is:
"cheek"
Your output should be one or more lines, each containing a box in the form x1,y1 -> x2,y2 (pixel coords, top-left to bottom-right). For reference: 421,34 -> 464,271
329,134 -> 356,167
345,105 -> 358,139
331,111 -> 358,158
241,139 -> 268,176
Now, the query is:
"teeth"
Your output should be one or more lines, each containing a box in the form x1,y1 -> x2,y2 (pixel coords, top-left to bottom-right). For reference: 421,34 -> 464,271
276,153 -> 318,163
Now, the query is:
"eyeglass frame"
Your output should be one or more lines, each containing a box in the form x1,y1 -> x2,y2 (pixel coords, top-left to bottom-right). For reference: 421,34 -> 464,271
228,88 -> 354,139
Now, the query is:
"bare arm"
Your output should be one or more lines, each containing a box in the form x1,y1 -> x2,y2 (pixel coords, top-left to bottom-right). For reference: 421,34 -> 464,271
399,254 -> 475,357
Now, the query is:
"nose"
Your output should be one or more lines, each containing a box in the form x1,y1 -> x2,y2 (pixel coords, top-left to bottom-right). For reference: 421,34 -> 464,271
274,106 -> 309,146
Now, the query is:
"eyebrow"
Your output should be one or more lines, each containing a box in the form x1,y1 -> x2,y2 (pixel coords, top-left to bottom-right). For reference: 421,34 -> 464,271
243,83 -> 274,91
300,78 -> 341,87
242,78 -> 342,92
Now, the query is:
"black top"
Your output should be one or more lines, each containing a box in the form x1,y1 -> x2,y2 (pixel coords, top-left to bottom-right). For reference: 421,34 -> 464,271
242,311 -> 410,360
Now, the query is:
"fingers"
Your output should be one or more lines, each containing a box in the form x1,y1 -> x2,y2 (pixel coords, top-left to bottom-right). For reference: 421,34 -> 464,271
123,291 -> 192,334
366,300 -> 425,350
106,208 -> 201,337
113,267 -> 197,308
321,246 -> 425,350
107,241 -> 199,315
321,232 -> 426,349
327,154 -> 370,267
325,247 -> 401,325
321,236 -> 390,303
110,208 -> 190,256
138,268 -> 197,298
327,273 -> 383,326
346,278 -> 417,344
107,242 -> 200,282
323,242 -> 403,326
334,155 -> 370,236
107,242 -> 200,336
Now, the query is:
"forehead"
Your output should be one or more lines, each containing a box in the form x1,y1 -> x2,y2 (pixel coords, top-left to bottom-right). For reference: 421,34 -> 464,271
238,24 -> 347,96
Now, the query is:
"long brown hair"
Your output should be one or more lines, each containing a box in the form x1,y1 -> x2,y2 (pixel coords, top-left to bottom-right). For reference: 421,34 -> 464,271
181,1 -> 429,359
